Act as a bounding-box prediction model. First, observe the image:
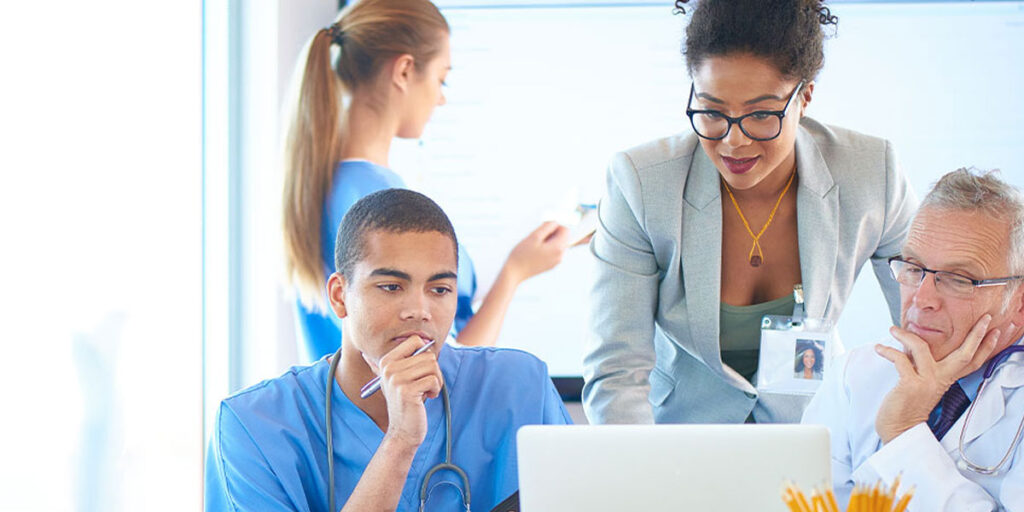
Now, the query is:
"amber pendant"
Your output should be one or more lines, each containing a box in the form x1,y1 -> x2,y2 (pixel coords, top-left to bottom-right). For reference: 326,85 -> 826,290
750,255 -> 762,267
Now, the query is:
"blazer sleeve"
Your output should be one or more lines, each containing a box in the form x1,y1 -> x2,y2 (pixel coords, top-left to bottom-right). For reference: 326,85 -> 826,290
869,140 -> 919,325
582,152 -> 661,424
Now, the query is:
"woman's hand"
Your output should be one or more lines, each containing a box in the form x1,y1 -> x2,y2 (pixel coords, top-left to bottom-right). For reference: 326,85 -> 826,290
504,221 -> 570,285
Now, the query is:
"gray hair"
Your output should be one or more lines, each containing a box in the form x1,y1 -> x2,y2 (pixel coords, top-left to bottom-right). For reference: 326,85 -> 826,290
920,168 -> 1024,280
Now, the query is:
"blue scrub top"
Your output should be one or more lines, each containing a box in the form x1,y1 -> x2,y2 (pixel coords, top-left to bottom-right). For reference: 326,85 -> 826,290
205,345 -> 571,512
297,160 -> 477,362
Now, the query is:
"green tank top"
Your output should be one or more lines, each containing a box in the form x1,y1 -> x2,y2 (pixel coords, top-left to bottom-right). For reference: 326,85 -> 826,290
719,294 -> 796,384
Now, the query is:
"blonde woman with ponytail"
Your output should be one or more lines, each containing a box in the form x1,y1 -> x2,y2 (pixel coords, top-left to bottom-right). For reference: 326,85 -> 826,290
283,0 -> 569,361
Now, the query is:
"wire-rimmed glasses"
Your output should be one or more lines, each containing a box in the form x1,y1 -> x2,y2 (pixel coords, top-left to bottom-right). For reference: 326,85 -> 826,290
888,257 -> 1024,298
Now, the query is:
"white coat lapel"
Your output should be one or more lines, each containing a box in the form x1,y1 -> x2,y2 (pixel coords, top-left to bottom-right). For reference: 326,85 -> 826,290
681,148 -> 725,372
950,352 -> 1024,449
794,127 -> 838,320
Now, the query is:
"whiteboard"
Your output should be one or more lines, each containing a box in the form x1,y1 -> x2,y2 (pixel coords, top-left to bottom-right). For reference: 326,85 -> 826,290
390,1 -> 1024,376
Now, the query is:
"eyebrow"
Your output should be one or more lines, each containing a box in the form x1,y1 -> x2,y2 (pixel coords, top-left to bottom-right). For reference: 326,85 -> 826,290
429,271 -> 458,281
370,268 -> 411,280
369,268 -> 457,282
901,252 -> 983,276
742,93 -> 785,105
695,92 -> 785,106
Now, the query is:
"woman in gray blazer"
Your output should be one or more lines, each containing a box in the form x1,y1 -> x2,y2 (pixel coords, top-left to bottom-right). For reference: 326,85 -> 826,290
583,0 -> 919,424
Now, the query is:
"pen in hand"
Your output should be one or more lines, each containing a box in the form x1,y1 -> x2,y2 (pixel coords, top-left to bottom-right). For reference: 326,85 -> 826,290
359,339 -> 437,399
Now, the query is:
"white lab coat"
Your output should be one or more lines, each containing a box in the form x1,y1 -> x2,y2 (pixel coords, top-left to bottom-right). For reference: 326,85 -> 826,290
802,340 -> 1024,511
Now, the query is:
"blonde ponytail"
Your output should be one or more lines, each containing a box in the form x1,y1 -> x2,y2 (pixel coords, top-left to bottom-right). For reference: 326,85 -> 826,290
283,28 -> 343,310
282,0 -> 449,310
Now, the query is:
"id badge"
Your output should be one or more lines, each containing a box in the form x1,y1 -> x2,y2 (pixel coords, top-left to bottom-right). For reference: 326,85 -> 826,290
755,286 -> 836,396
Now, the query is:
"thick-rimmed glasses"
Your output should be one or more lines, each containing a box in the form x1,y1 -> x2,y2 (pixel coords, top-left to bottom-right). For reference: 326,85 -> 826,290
685,80 -> 805,141
888,257 -> 1024,298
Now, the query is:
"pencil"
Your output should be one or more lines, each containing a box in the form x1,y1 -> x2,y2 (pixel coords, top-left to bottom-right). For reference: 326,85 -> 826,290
892,487 -> 914,512
811,490 -> 826,512
825,488 -> 839,512
795,486 -> 813,512
850,485 -> 862,512
870,480 -> 881,512
782,485 -> 803,512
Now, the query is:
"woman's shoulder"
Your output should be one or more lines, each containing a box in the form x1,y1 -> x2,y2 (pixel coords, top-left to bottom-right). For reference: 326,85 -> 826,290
332,160 -> 404,193
798,117 -> 904,195
326,160 -> 406,213
799,117 -> 892,161
614,131 -> 701,173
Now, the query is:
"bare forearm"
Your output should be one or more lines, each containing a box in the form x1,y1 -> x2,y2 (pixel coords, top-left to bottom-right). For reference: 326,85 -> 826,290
455,266 -> 522,347
339,436 -> 418,512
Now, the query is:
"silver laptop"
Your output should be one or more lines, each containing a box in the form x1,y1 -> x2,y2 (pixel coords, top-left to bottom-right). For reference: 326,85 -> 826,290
517,424 -> 830,512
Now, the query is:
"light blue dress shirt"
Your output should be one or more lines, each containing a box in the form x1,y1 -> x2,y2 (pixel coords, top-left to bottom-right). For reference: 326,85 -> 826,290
206,345 -> 571,512
297,160 -> 477,362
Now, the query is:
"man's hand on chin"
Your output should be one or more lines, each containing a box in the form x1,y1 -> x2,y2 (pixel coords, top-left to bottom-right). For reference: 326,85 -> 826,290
873,314 -> 999,444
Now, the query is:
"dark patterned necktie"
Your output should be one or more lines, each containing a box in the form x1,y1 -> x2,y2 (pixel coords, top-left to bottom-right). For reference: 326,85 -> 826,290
929,381 -> 971,441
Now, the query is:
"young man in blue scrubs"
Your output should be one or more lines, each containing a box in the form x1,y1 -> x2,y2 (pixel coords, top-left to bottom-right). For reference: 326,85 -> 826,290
206,189 -> 571,512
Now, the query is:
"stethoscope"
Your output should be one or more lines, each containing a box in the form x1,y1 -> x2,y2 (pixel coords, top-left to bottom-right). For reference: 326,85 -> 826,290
958,344 -> 1024,475
325,347 -> 471,512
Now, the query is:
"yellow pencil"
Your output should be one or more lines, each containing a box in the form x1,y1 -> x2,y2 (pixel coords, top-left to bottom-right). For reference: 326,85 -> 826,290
811,490 -> 826,512
825,488 -> 840,512
848,485 -> 859,512
782,490 -> 803,512
888,475 -> 901,501
871,480 -> 881,512
892,487 -> 914,512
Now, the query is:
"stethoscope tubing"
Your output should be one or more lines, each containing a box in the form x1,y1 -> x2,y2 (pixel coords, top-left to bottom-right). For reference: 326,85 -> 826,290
958,345 -> 1024,475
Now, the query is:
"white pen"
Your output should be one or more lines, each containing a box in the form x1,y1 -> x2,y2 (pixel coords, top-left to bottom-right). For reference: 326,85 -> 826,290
359,339 -> 437,399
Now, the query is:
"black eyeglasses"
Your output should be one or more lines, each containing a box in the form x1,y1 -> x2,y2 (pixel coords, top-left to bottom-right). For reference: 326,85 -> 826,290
888,256 -> 1024,298
685,81 -> 805,141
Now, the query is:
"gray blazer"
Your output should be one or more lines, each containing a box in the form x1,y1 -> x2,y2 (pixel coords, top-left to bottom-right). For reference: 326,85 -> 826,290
582,117 -> 919,425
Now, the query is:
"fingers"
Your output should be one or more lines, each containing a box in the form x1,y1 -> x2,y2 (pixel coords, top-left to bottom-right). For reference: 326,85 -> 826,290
530,220 -> 562,241
376,335 -> 431,369
570,230 -> 595,248
964,327 -> 1000,375
376,336 -> 443,399
889,326 -> 935,374
533,221 -> 571,246
546,224 -> 571,245
875,344 -> 917,379
944,314 -> 993,371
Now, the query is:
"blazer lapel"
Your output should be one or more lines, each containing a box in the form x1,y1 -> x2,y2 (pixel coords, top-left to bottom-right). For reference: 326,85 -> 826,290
795,126 -> 839,320
681,148 -> 725,372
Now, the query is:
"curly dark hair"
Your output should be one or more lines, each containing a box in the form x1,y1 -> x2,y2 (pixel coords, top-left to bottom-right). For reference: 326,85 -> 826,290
794,339 -> 824,373
674,0 -> 839,81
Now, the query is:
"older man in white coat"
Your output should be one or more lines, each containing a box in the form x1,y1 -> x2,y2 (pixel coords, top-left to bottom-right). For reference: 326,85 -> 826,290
803,168 -> 1024,511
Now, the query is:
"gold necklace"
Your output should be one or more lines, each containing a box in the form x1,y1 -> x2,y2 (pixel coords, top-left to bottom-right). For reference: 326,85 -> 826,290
722,169 -> 796,268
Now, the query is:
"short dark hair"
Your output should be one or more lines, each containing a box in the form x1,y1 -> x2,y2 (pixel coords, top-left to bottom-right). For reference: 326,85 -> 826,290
334,188 -> 458,279
677,0 -> 839,81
